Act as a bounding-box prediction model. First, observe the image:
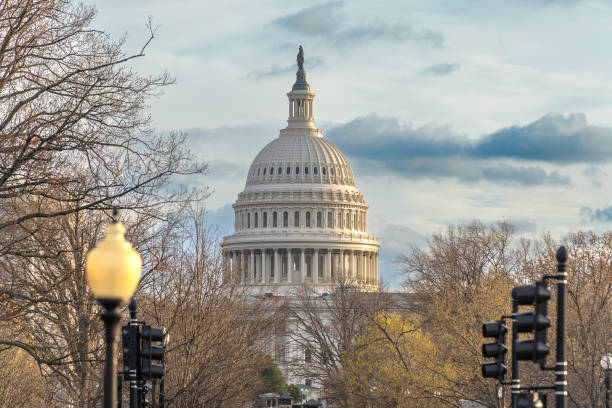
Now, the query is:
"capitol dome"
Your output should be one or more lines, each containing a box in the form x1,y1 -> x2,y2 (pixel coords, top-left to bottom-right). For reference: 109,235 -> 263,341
222,48 -> 379,294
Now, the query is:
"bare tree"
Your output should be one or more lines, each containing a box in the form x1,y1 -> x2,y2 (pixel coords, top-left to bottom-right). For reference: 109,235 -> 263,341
0,0 -> 202,256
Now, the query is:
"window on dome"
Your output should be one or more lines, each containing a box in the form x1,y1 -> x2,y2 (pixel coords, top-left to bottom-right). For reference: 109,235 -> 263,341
273,212 -> 278,227
263,212 -> 267,228
257,168 -> 260,176
306,211 -> 311,227
278,167 -> 282,175
295,166 -> 300,175
247,213 -> 251,228
294,211 -> 300,227
287,167 -> 291,175
317,211 -> 322,227
255,212 -> 258,228
242,213 -> 245,229
322,167 -> 327,175
338,211 -> 342,228
314,167 -> 318,175
270,167 -> 274,175
328,212 -> 332,228
263,168 -> 266,176
305,167 -> 309,175
283,211 -> 288,227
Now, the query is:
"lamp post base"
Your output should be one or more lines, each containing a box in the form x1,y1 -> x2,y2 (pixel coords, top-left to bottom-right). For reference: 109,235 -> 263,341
99,299 -> 123,408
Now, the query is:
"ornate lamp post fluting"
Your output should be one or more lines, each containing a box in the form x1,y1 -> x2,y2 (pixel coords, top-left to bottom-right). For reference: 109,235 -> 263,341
86,214 -> 142,408
602,354 -> 612,408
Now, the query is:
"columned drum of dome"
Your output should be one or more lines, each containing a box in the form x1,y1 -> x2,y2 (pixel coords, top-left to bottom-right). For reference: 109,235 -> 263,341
222,47 -> 380,294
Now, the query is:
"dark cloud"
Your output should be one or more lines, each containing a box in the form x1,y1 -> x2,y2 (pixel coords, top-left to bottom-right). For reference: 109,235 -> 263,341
270,1 -> 343,36
326,114 -> 590,185
246,57 -> 324,80
421,62 -> 461,76
581,206 -> 612,223
331,24 -> 443,48
472,113 -> 612,163
270,1 -> 443,48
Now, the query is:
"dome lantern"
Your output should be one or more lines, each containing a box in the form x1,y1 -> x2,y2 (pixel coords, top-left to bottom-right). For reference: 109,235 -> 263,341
287,46 -> 316,130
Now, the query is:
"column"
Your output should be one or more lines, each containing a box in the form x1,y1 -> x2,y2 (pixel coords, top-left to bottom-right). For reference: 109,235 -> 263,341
228,251 -> 233,282
349,250 -> 355,279
374,253 -> 379,284
261,249 -> 267,284
326,250 -> 332,282
313,249 -> 319,284
240,251 -> 245,284
369,253 -> 374,284
250,250 -> 255,284
287,250 -> 292,283
274,249 -> 280,284
339,250 -> 345,278
361,252 -> 366,283
300,249 -> 306,283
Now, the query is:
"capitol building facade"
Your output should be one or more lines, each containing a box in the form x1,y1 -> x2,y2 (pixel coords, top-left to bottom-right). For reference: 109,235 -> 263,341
222,49 -> 380,294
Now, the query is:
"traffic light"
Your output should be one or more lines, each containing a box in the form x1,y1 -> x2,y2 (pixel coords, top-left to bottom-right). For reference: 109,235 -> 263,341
481,320 -> 507,380
139,325 -> 166,380
512,280 -> 551,363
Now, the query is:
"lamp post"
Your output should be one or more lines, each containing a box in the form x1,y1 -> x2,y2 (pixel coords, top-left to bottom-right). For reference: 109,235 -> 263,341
602,354 -> 612,408
86,216 -> 142,408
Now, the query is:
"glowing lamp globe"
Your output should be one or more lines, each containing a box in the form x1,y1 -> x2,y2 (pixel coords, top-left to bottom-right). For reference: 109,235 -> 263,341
86,222 -> 142,303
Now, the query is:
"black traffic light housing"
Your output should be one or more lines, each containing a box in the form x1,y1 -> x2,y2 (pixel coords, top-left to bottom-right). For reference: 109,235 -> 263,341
512,281 -> 551,364
139,325 -> 166,380
481,320 -> 507,380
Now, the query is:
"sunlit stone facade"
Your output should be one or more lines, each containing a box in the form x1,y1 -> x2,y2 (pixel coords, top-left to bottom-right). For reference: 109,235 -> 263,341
222,53 -> 379,295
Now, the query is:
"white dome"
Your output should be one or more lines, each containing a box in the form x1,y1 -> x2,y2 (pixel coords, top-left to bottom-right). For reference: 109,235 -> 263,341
246,133 -> 355,187
222,50 -> 379,295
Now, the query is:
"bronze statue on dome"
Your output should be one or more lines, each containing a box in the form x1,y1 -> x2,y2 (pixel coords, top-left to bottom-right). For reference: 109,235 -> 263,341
297,45 -> 304,70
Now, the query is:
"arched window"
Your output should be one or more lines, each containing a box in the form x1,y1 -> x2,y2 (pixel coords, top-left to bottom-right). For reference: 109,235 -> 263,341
328,212 -> 332,228
247,213 -> 251,228
306,211 -> 311,227
283,211 -> 288,227
317,211 -> 322,228
263,212 -> 267,228
278,167 -> 282,175
314,166 -> 318,175
270,167 -> 274,175
287,167 -> 291,175
296,166 -> 300,175
305,167 -> 309,175
255,212 -> 258,228
322,167 -> 327,175
263,168 -> 266,175
294,211 -> 300,227
273,211 -> 278,227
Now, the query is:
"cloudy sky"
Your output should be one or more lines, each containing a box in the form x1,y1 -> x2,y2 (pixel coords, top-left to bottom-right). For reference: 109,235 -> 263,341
86,0 -> 612,285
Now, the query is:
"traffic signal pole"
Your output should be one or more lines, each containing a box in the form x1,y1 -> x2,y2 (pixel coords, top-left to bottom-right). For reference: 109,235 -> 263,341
128,300 -> 140,408
511,299 -> 519,408
555,247 -> 567,408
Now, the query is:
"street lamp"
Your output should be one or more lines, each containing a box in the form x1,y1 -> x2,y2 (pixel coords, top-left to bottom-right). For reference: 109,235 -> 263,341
86,216 -> 142,408
602,354 -> 612,408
